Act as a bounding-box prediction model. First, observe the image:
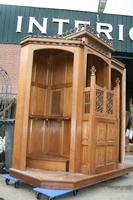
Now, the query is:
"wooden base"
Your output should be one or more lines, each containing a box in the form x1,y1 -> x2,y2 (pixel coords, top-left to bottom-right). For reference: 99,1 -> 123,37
10,163 -> 133,190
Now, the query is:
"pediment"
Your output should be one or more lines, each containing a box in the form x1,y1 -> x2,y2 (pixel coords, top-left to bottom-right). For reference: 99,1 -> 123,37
60,24 -> 114,52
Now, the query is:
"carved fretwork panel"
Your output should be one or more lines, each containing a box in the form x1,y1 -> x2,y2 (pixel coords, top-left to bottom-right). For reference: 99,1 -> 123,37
106,92 -> 114,114
96,89 -> 104,113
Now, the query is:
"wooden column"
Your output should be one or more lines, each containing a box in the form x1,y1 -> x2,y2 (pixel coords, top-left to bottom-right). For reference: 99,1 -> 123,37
12,45 -> 34,170
114,78 -> 120,164
89,66 -> 96,174
69,47 -> 84,173
121,68 -> 126,162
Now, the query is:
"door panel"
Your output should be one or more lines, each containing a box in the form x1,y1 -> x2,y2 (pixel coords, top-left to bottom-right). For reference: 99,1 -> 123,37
95,120 -> 118,173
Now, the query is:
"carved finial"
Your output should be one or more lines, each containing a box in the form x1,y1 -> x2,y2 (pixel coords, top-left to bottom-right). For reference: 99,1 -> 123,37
115,77 -> 120,85
90,66 -> 96,76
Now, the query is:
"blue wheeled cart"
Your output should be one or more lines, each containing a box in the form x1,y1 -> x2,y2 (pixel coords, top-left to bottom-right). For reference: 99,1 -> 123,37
2,174 -> 20,188
2,174 -> 78,199
33,187 -> 77,200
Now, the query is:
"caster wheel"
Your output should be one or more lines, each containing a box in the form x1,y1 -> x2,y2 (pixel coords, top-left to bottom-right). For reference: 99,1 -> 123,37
14,181 -> 20,188
73,190 -> 78,196
36,193 -> 41,199
5,179 -> 10,185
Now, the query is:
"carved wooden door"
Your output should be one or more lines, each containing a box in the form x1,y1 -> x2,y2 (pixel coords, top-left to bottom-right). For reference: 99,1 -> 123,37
94,119 -> 118,174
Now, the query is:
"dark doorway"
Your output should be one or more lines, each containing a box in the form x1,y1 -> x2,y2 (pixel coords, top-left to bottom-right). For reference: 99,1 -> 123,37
113,53 -> 133,111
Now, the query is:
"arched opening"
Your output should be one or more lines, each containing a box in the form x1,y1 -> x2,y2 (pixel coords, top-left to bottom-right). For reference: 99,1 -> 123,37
86,54 -> 109,88
27,49 -> 74,171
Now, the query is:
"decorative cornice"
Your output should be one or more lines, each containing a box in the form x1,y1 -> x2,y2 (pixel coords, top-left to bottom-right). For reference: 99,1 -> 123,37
20,36 -> 83,47
20,25 -> 113,55
60,24 -> 113,48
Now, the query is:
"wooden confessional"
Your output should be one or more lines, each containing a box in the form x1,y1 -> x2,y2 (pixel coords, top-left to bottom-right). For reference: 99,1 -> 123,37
10,26 -> 133,189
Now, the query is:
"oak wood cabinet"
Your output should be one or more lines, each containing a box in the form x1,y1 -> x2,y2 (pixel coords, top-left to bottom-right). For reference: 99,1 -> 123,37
10,26 -> 132,189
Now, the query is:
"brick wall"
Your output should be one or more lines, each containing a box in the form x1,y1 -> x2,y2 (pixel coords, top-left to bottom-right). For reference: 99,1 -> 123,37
0,44 -> 20,94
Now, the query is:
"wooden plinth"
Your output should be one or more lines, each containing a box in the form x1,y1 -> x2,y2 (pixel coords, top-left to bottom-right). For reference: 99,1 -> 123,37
10,163 -> 133,190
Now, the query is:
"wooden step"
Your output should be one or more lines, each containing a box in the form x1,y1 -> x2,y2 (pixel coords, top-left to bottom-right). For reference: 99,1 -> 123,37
26,154 -> 69,172
10,163 -> 133,190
